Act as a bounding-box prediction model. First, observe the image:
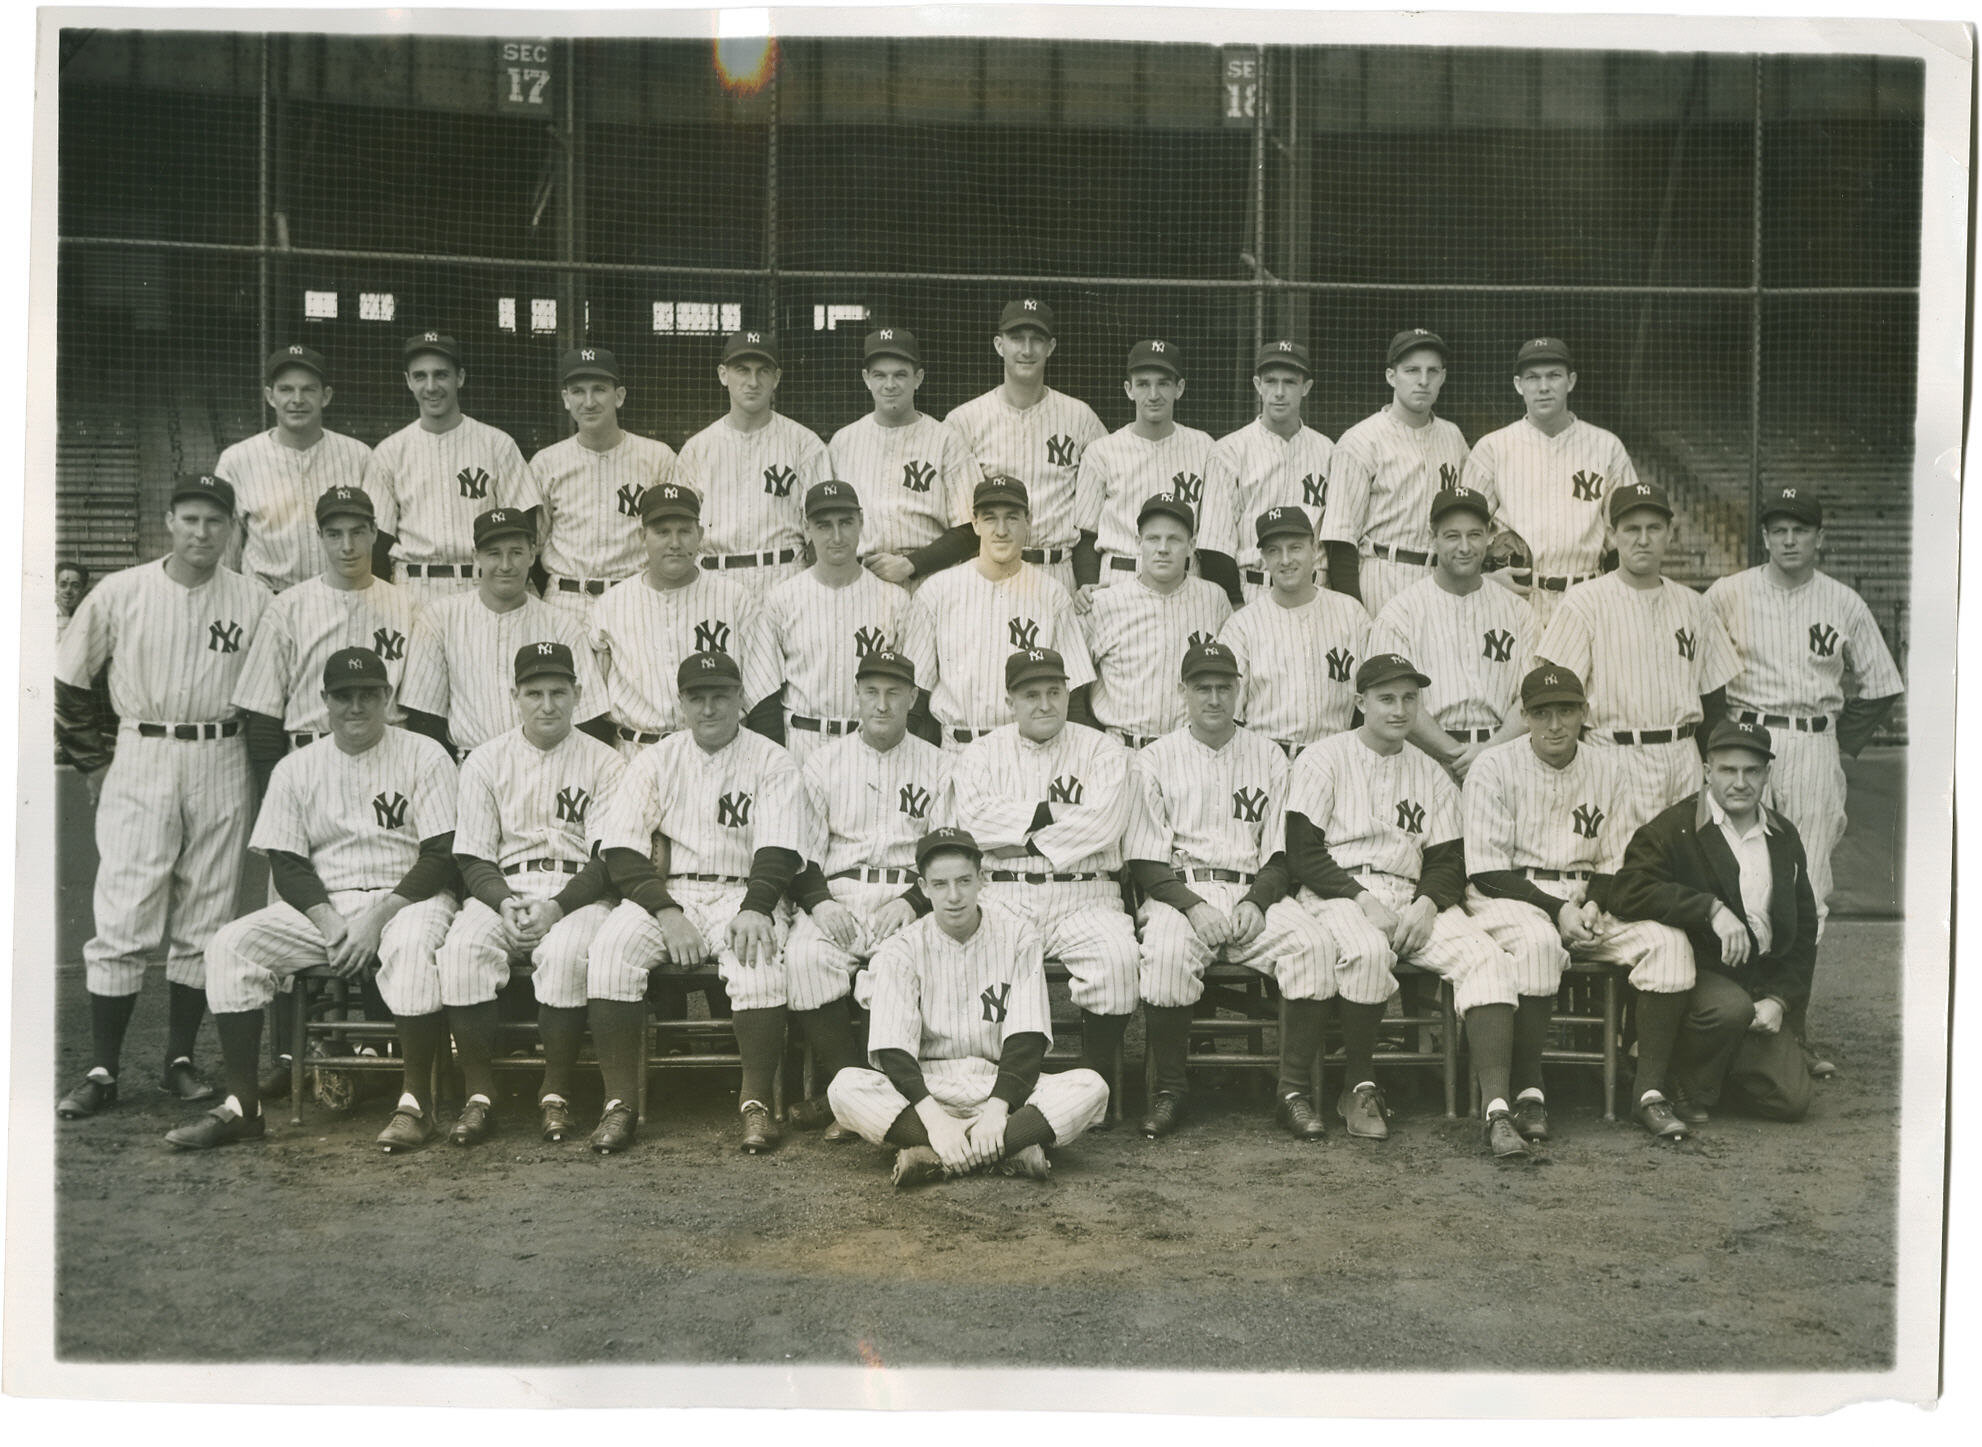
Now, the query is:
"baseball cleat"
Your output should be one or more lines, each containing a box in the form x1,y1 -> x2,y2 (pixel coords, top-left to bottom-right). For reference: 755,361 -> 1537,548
993,1144 -> 1052,1181
57,1073 -> 117,1119
738,1100 -> 779,1154
449,1097 -> 494,1147
161,1058 -> 217,1103
821,1118 -> 854,1143
1671,1091 -> 1711,1126
165,1104 -> 267,1150
1485,1108 -> 1529,1160
890,1145 -> 944,1188
1140,1091 -> 1182,1139
539,1096 -> 574,1142
1512,1095 -> 1551,1142
1338,1082 -> 1391,1140
588,1102 -> 637,1155
1275,1091 -> 1328,1141
376,1107 -> 436,1153
257,1057 -> 295,1102
1807,1050 -> 1839,1079
1633,1093 -> 1689,1141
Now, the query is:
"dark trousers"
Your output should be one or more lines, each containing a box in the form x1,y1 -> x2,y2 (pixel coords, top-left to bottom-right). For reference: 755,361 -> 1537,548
1670,970 -> 1814,1121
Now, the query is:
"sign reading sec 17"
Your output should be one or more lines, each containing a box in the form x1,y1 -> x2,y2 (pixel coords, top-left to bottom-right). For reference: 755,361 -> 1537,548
498,40 -> 555,111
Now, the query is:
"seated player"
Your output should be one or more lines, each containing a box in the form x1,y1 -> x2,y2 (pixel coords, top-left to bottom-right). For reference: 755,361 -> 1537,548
164,649 -> 460,1152
827,827 -> 1110,1186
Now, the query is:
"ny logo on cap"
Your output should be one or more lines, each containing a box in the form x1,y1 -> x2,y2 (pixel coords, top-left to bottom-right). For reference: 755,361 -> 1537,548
1028,649 -> 1048,662
422,332 -> 439,342
288,344 -> 306,355
1150,341 -> 1167,353
696,645 -> 725,667
580,348 -> 596,360
1414,329 -> 1431,336
332,487 -> 354,502
535,642 -> 557,655
745,331 -> 761,343
346,655 -> 369,672
1022,300 -> 1038,311
879,329 -> 894,340
1782,487 -> 1798,498
1278,341 -> 1293,351
1528,338 -> 1549,348
1544,672 -> 1559,685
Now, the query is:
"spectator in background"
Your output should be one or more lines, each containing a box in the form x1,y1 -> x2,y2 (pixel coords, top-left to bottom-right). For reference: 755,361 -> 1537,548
56,561 -> 90,641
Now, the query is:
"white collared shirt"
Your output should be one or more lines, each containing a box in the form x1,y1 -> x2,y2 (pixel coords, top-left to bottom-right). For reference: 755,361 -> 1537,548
1706,793 -> 1774,955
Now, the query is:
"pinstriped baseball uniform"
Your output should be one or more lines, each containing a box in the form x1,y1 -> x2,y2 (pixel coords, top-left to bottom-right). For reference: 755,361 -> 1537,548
826,413 -> 979,557
1367,577 -> 1534,737
674,412 -> 831,582
531,431 -> 678,611
1704,565 -> 1904,926
587,728 -> 807,1011
945,388 -> 1106,588
216,429 -> 375,592
204,728 -> 460,1017
230,576 -> 425,735
363,415 -> 541,598
438,726 -> 626,1010
1461,738 -> 1695,996
896,563 -> 1097,743
1217,589 -> 1370,750
1323,408 -> 1471,616
1079,575 -> 1232,743
592,571 -> 775,751
949,723 -> 1139,1016
1537,574 -> 1740,846
1285,731 -> 1517,1013
1203,418 -> 1334,597
1127,726 -> 1337,1007
397,592 -> 606,753
786,731 -> 952,1010
1073,423 -> 1218,579
747,568 -> 910,763
57,559 -> 270,997
827,904 -> 1110,1147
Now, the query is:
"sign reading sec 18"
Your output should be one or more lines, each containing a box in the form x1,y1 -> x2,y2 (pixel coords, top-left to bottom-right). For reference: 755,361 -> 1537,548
1220,47 -> 1259,127
498,40 -> 554,111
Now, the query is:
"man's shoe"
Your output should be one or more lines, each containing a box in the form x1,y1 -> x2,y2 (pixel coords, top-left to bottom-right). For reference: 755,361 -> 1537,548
376,1107 -> 435,1153
1671,1091 -> 1711,1126
739,1099 -> 779,1154
821,1118 -> 854,1143
258,1057 -> 294,1102
993,1143 -> 1052,1180
588,1102 -> 637,1155
891,1145 -> 944,1188
1275,1092 -> 1328,1141
539,1096 -> 574,1143
449,1097 -> 493,1147
1140,1091 -> 1183,1139
165,1104 -> 267,1150
1338,1082 -> 1391,1140
1807,1049 -> 1839,1079
161,1058 -> 216,1102
1633,1092 -> 1689,1141
57,1074 -> 117,1119
1485,1108 -> 1529,1160
1512,1095 -> 1550,1142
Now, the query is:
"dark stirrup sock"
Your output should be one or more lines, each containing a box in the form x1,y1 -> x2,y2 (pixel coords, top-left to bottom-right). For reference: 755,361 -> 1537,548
1513,994 -> 1556,1097
536,1004 -> 588,1100
392,1011 -> 446,1116
214,1010 -> 265,1119
587,998 -> 649,1106
447,1000 -> 501,1101
1142,1004 -> 1194,1098
885,1105 -> 932,1148
1278,997 -> 1329,1098
730,1006 -> 789,1106
88,991 -> 140,1078
1001,1104 -> 1057,1153
1336,1000 -> 1386,1087
791,999 -> 862,1081
1633,989 -> 1690,1097
165,981 -> 207,1064
1464,1002 -> 1516,1105
1078,1010 -> 1130,1081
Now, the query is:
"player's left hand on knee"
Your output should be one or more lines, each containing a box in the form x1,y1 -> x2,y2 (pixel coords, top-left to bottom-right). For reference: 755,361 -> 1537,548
1393,897 -> 1437,957
870,897 -> 916,943
729,910 -> 779,969
964,1099 -> 1009,1168
1228,901 -> 1266,948
813,900 -> 862,952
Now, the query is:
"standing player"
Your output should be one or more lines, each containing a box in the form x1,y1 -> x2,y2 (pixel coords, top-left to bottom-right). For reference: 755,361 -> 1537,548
945,298 -> 1106,594
1217,507 -> 1369,758
1536,481 -> 1739,848
1080,493 -> 1231,748
1322,329 -> 1471,615
1127,642 -> 1339,1142
674,330 -> 831,587
827,327 -> 982,588
55,474 -> 269,1120
1203,340 -> 1335,604
363,331 -> 541,606
1462,336 -> 1639,626
218,344 -> 375,594
531,346 -> 677,622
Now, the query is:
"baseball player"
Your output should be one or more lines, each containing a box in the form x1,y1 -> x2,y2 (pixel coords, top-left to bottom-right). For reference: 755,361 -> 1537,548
1284,653 -> 1529,1158
1072,339 -> 1229,602
1368,487 -> 1534,782
55,474 -> 269,1121
945,298 -> 1107,594
745,480 -> 910,763
1461,336 -> 1640,626
163,648 -> 460,1151
531,345 -> 678,622
1535,481 -> 1739,848
55,560 -> 88,641
1461,665 -> 1697,1143
1217,507 -> 1370,758
896,475 -> 1097,751
218,344 -> 375,594
673,330 -> 831,587
397,508 -> 612,755
1127,641 -> 1339,1142
1322,329 -> 1471,616
363,331 -> 541,605
827,827 -> 1110,1186
1079,492 -> 1232,748
949,647 -> 1138,1096
437,642 -> 626,1146
583,650 -> 821,1156
827,327 -> 981,588
1203,340 -> 1334,605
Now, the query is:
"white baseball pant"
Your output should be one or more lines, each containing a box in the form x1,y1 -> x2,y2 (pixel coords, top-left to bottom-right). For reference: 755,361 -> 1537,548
784,877 -> 906,1010
587,883 -> 793,1011
1589,736 -> 1704,848
1298,874 -> 1518,1012
204,889 -> 460,1016
1137,883 -> 1338,1007
828,1057 -> 1110,1148
1463,885 -> 1695,996
434,886 -> 616,1009
1761,728 -> 1845,932
980,878 -> 1140,1015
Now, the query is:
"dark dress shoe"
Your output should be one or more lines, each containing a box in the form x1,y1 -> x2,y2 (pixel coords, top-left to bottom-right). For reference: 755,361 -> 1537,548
1140,1091 -> 1183,1138
57,1074 -> 118,1119
1485,1109 -> 1530,1160
588,1102 -> 637,1155
165,1105 -> 266,1150
1276,1092 -> 1328,1141
1512,1095 -> 1550,1141
161,1058 -> 216,1102
449,1098 -> 494,1146
739,1099 -> 779,1154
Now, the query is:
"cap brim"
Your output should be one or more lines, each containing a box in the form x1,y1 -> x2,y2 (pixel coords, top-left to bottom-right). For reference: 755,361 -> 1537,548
1360,669 -> 1432,691
267,360 -> 327,382
562,368 -> 620,384
316,505 -> 375,525
1389,341 -> 1448,364
864,347 -> 920,364
1256,526 -> 1314,546
1522,689 -> 1586,709
515,665 -> 579,684
1609,503 -> 1673,524
1007,667 -> 1069,690
1255,358 -> 1312,375
1182,664 -> 1241,682
169,487 -> 234,511
1000,321 -> 1054,337
642,509 -> 700,525
476,526 -> 535,548
723,349 -> 778,367
1430,500 -> 1491,525
404,346 -> 462,365
1516,352 -> 1572,370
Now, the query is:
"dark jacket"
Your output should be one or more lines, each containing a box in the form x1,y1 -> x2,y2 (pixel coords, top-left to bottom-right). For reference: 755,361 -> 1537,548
1608,789 -> 1819,1009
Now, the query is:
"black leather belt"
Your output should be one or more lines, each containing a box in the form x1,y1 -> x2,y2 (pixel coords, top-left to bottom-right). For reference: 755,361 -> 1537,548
1181,867 -> 1256,884
1371,544 -> 1432,566
1535,572 -> 1599,593
949,726 -> 997,744
1347,864 -> 1408,880
137,721 -> 241,740
790,715 -> 859,735
674,872 -> 749,885
290,730 -> 332,749
1447,727 -> 1495,744
700,548 -> 797,571
554,576 -> 610,596
401,562 -> 474,579
831,867 -> 914,884
1111,728 -> 1162,749
1104,554 -> 1137,572
503,859 -> 582,877
1021,547 -> 1070,565
617,726 -> 665,745
1242,567 -> 1270,586
987,869 -> 1116,884
1611,722 -> 1698,746
1735,710 -> 1829,734
1526,867 -> 1591,882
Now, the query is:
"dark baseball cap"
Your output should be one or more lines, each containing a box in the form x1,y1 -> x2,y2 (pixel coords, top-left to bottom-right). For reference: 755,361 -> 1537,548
1429,486 -> 1492,528
856,648 -> 917,688
1387,329 -> 1449,366
515,640 -> 578,684
323,646 -> 389,693
1760,484 -> 1822,527
1254,339 -> 1313,375
973,474 -> 1030,513
804,480 -> 862,517
1005,647 -> 1068,692
559,346 -> 620,385
639,482 -> 701,525
170,473 -> 236,514
1706,717 -> 1774,760
473,507 -> 536,550
1355,652 -> 1431,692
1180,641 -> 1241,682
1137,491 -> 1196,535
863,326 -> 921,366
1254,505 -> 1314,546
998,298 -> 1056,336
403,331 -> 463,367
914,825 -> 983,873
721,330 -> 779,367
1521,665 -> 1587,709
265,343 -> 328,384
1608,480 -> 1673,525
1514,336 -> 1573,371
1126,339 -> 1182,379
316,485 -> 375,525
678,650 -> 742,692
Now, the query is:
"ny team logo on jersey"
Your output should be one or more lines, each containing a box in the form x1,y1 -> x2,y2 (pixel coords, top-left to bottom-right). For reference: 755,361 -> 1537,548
1571,803 -> 1605,839
1394,799 -> 1426,834
1439,463 -> 1459,488
763,464 -> 798,498
898,783 -> 932,820
457,466 -> 492,500
853,626 -> 888,658
207,619 -> 243,654
1674,628 -> 1696,662
1571,470 -> 1605,502
616,483 -> 646,518
694,619 -> 732,653
901,460 -> 937,494
555,787 -> 591,826
716,791 -> 753,828
1325,647 -> 1354,683
1231,786 -> 1269,824
373,627 -> 407,662
1170,472 -> 1204,506
980,982 -> 1011,1023
1048,775 -> 1084,806
1045,434 -> 1077,469
372,792 -> 410,831
1482,628 -> 1516,663
1008,617 -> 1041,650
1301,474 -> 1325,508
1809,622 -> 1840,657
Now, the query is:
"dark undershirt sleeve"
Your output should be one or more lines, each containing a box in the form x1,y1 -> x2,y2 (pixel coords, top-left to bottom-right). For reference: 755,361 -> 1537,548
54,678 -> 111,774
740,845 -> 801,916
392,832 -> 457,903
1071,532 -> 1100,588
1838,694 -> 1900,757
267,849 -> 333,914
1128,858 -> 1206,914
1285,812 -> 1365,899
400,708 -> 454,757
371,532 -> 397,581
991,1031 -> 1048,1109
577,714 -> 618,748
1066,686 -> 1097,729
1414,838 -> 1466,912
551,854 -> 612,914
906,690 -> 943,747
874,1047 -> 930,1105
1586,871 -> 1617,914
791,861 -> 834,913
1694,688 -> 1728,760
744,689 -> 786,744
605,845 -> 679,916
904,523 -> 980,579
1028,800 -> 1055,834
902,883 -> 933,917
457,854 -> 514,911
1242,851 -> 1292,911
1196,550 -> 1242,608
1322,542 -> 1362,603
243,710 -> 288,795
1471,867 -> 1564,917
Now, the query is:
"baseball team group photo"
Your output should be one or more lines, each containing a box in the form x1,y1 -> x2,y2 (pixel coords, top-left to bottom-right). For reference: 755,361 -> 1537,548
20,14 -> 1952,1397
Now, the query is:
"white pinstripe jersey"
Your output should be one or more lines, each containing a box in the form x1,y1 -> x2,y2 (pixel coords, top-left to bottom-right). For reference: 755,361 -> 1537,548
866,904 -> 1053,1063
1321,408 -> 1470,554
1080,575 -> 1232,736
1285,730 -> 1461,878
1367,576 -> 1535,733
1464,738 -> 1631,878
674,412 -> 832,557
398,592 -> 607,752
897,563 -> 1097,731
364,415 -> 541,567
230,576 -> 425,732
749,568 -> 910,721
1217,589 -> 1370,745
1462,416 -> 1638,579
530,431 -> 677,583
251,728 -> 457,892
1073,423 -> 1219,559
1125,725 -> 1289,875
950,723 -> 1130,873
945,387 -> 1107,551
799,731 -> 952,874
1535,575 -> 1739,733
455,725 -> 627,871
1204,418 -> 1334,567
216,429 -> 375,592
595,727 -> 806,877
1703,567 -> 1903,717
56,558 -> 270,722
826,413 -> 979,556
592,572 -> 776,733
